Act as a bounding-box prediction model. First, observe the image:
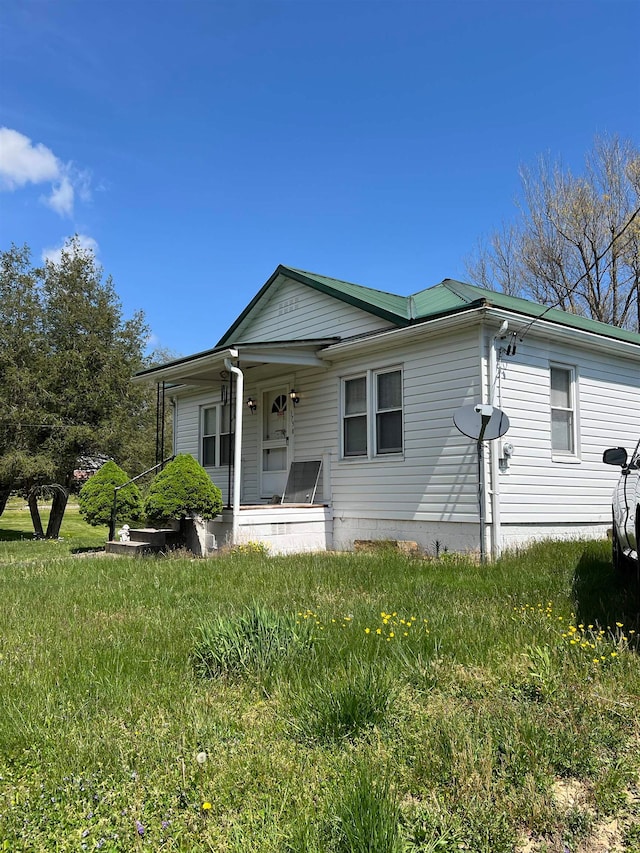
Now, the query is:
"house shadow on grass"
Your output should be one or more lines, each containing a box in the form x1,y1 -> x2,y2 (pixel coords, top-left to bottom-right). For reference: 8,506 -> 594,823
572,544 -> 640,640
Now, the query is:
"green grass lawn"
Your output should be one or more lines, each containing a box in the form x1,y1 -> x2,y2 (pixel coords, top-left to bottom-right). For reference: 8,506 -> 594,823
0,507 -> 639,851
0,497 -> 107,559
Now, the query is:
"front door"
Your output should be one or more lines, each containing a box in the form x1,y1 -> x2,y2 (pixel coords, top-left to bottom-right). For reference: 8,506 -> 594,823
260,387 -> 291,499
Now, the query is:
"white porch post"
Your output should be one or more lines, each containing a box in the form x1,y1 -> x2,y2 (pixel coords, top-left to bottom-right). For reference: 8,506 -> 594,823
224,351 -> 242,545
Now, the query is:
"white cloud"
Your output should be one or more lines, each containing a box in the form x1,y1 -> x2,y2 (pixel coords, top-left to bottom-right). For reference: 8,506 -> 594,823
0,127 -> 59,188
42,234 -> 99,265
0,127 -> 91,217
44,173 -> 75,216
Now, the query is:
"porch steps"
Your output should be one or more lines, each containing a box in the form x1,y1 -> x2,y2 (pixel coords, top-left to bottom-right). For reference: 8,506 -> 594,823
105,527 -> 178,555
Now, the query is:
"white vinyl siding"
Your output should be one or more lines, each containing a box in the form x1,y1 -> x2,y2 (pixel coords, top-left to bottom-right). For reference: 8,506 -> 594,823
494,335 -> 640,526
332,327 -> 482,523
170,303 -> 640,550
234,276 -> 394,342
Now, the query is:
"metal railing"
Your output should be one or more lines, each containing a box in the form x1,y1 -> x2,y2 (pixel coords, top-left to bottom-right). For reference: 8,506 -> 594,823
108,455 -> 175,541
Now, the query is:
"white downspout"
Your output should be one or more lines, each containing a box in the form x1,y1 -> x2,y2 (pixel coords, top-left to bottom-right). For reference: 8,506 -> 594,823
488,337 -> 502,560
224,350 -> 242,546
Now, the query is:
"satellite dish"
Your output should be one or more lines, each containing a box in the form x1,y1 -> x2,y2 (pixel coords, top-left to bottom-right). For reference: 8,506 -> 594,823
453,404 -> 510,442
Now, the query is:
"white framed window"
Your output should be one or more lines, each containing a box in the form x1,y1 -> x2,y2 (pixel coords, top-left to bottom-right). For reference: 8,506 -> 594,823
343,375 -> 368,457
376,369 -> 403,454
341,367 -> 403,459
550,364 -> 578,458
201,404 -> 232,467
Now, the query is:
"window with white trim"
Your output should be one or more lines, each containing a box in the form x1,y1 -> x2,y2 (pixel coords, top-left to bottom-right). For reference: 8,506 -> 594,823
201,404 -> 232,467
343,375 -> 368,457
550,365 -> 576,456
341,368 -> 403,459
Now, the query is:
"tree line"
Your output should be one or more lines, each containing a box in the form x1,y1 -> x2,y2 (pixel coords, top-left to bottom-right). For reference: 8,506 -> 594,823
465,135 -> 640,332
0,237 -> 170,537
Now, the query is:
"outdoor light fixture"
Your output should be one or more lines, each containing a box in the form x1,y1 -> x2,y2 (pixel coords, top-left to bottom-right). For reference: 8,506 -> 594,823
246,397 -> 257,413
289,389 -> 300,406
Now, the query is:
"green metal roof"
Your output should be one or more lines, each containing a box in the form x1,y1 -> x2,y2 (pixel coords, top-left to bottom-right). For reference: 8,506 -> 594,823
217,264 -> 640,349
285,267 -> 411,321
411,279 -> 640,346
217,265 -> 411,345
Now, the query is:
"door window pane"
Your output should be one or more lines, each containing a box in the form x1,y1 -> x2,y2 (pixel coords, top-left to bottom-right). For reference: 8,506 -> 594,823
263,447 -> 287,472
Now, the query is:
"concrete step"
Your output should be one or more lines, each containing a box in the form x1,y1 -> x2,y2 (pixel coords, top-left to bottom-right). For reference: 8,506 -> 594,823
128,527 -> 176,546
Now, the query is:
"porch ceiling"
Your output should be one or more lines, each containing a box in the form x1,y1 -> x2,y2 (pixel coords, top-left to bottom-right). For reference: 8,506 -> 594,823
133,339 -> 336,386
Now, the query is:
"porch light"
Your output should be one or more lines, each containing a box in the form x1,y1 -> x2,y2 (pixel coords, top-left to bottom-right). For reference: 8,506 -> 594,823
289,389 -> 300,407
246,396 -> 257,413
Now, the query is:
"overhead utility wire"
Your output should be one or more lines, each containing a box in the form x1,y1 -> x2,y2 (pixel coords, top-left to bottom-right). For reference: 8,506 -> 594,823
514,203 -> 640,342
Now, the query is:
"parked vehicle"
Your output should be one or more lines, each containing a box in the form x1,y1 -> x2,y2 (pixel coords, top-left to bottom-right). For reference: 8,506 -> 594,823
603,439 -> 640,573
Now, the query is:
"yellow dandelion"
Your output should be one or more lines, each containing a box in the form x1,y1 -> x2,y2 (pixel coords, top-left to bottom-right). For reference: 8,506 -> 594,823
365,628 -> 371,634
389,632 -> 395,638
376,628 -> 382,635
202,802 -> 212,811
611,652 -> 618,658
616,622 -> 623,628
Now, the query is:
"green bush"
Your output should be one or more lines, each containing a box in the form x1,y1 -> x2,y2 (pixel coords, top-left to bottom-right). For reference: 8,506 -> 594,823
143,453 -> 222,522
77,460 -> 143,527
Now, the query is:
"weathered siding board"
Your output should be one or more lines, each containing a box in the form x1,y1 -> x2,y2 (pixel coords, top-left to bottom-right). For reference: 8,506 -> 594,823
495,335 -> 640,525
235,276 -> 393,342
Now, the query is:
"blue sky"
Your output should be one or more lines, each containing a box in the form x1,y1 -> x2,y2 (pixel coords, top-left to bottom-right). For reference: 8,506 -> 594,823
1,0 -> 638,357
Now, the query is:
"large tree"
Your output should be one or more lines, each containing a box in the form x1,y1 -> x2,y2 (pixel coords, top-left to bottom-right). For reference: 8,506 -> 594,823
0,237 -> 162,537
465,135 -> 640,331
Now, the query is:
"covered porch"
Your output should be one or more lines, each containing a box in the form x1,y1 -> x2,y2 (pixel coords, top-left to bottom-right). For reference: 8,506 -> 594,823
134,341 -> 336,553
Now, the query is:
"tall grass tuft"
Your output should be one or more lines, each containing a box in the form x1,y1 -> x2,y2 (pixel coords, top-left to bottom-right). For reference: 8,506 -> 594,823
191,603 -> 314,682
326,759 -> 402,853
288,656 -> 397,743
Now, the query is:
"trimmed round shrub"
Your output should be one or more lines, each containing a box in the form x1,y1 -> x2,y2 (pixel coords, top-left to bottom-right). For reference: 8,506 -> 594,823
144,454 -> 222,522
78,460 -> 143,527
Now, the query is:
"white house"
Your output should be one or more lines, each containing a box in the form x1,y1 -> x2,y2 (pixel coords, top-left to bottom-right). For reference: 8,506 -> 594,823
135,265 -> 640,557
